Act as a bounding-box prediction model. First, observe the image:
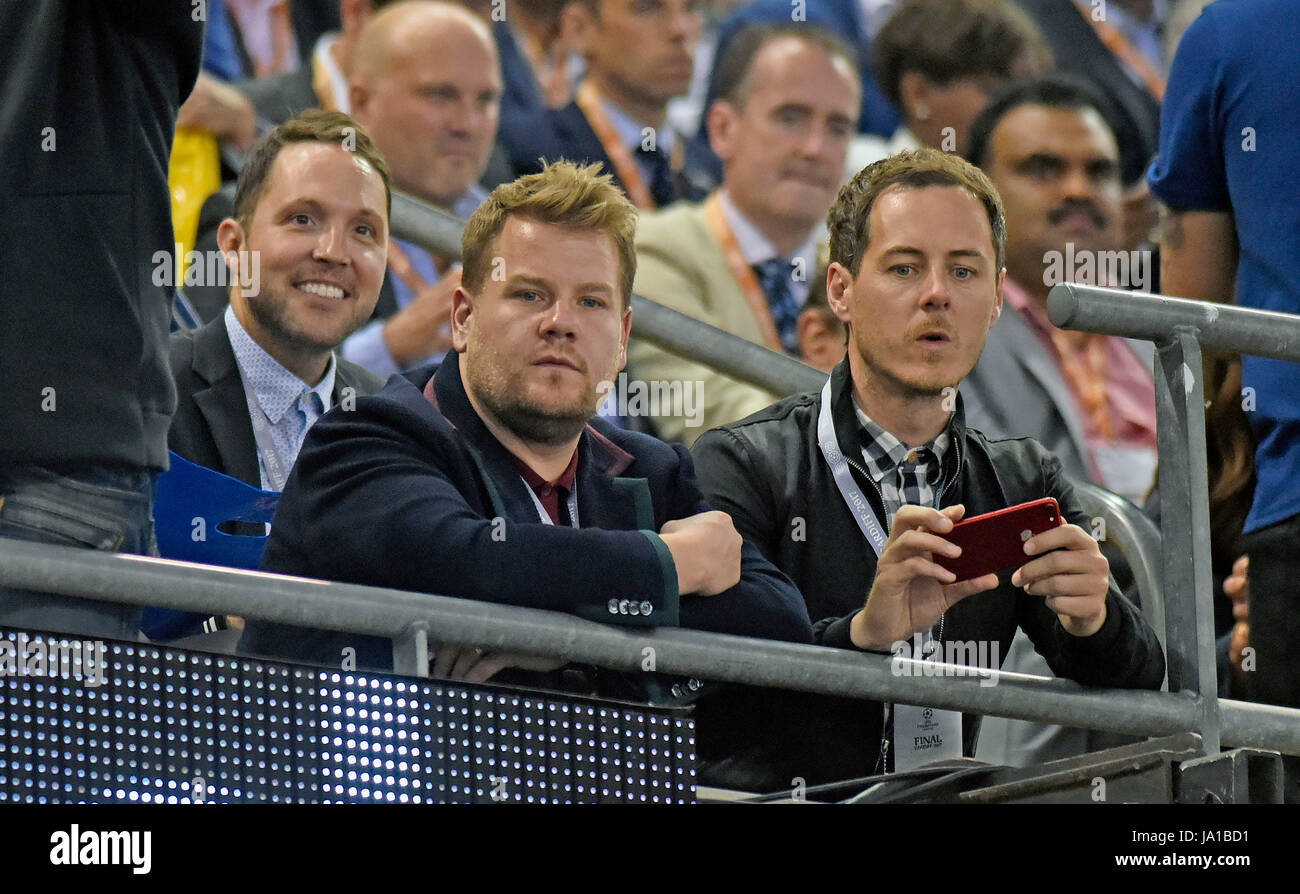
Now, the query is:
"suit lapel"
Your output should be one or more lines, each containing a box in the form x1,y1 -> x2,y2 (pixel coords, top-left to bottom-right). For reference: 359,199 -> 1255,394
999,307 -> 1091,468
191,320 -> 262,488
575,427 -> 646,530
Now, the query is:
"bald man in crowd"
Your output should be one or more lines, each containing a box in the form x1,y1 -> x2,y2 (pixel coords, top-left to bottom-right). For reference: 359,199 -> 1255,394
339,1 -> 503,377
187,1 -> 503,376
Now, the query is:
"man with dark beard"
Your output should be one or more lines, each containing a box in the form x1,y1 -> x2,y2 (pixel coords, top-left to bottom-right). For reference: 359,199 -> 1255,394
238,160 -> 812,680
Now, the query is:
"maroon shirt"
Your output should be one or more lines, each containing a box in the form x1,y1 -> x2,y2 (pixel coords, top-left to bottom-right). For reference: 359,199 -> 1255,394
510,448 -> 580,525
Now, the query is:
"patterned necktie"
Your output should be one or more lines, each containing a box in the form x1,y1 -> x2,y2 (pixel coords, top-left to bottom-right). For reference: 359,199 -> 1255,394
635,144 -> 676,208
752,258 -> 801,355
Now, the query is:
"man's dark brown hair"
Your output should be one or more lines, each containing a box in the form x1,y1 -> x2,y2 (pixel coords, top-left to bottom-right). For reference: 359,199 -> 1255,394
874,0 -> 1051,107
828,146 -> 1007,275
232,109 -> 393,228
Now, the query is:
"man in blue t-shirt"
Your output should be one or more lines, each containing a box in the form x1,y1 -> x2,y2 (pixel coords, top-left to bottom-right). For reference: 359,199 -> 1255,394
1147,0 -> 1300,749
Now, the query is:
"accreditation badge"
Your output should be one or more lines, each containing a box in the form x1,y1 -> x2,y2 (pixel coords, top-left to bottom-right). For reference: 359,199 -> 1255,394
892,704 -> 962,772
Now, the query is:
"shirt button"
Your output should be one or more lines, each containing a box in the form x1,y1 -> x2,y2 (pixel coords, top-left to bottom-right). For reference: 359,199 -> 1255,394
540,485 -> 553,497
639,601 -> 653,616
607,599 -> 619,614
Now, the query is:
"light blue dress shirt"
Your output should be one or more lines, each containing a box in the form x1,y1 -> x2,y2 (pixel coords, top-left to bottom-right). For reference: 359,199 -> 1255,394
225,305 -> 336,491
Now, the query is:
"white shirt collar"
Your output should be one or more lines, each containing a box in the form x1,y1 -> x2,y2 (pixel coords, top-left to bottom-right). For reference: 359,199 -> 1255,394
716,188 -> 821,268
599,95 -> 675,157
313,32 -> 350,114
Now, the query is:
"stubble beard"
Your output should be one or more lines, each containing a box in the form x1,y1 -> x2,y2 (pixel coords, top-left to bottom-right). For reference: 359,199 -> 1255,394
463,344 -> 595,448
246,279 -> 349,357
854,329 -> 954,401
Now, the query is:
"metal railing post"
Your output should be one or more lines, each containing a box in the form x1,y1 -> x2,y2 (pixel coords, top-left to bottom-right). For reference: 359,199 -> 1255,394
1153,328 -> 1222,752
393,621 -> 430,678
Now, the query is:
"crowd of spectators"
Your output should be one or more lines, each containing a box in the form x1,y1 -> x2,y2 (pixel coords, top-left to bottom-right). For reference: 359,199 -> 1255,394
4,0 -> 1294,799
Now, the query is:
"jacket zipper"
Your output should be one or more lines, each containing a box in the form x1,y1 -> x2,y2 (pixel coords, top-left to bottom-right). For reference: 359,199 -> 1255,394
849,435 -> 961,774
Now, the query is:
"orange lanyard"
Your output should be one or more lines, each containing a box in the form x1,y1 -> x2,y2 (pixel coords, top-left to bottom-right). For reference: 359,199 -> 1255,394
573,81 -> 681,210
1072,0 -> 1166,101
702,193 -> 784,353
1047,329 -> 1115,440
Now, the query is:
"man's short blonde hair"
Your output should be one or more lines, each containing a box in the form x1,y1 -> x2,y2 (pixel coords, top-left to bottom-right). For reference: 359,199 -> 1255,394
461,160 -> 639,306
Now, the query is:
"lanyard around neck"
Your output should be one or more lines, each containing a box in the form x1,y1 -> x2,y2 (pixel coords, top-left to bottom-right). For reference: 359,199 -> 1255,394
573,80 -> 671,211
816,378 -> 888,557
521,479 -> 580,528
240,373 -> 297,493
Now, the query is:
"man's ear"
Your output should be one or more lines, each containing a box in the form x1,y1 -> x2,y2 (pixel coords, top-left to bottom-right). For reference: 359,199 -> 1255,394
796,307 -> 844,374
897,71 -> 935,123
825,261 -> 855,327
705,100 -> 739,163
216,218 -> 249,295
559,0 -> 597,58
349,81 -> 370,120
450,284 -> 474,353
991,266 -> 1005,326
616,304 -> 633,371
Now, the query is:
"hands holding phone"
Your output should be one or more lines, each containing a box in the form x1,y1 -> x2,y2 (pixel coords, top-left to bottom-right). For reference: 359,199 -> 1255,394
848,503 -> 1110,651
1009,522 -> 1110,637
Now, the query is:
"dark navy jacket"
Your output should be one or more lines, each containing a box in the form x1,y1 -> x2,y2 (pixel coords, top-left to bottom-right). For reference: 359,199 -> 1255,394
499,101 -> 688,207
240,351 -> 812,670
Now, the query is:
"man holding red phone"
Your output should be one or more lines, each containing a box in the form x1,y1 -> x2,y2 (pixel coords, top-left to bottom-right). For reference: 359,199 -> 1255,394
691,147 -> 1164,791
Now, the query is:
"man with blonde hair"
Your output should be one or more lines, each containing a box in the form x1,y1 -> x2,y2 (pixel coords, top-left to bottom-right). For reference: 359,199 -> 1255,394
240,160 -> 812,683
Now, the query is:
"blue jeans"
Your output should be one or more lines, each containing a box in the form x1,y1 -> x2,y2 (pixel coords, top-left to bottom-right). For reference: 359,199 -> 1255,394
0,465 -> 158,640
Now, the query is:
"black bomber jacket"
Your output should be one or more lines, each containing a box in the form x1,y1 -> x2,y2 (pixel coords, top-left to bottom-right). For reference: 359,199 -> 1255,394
689,357 -> 1166,791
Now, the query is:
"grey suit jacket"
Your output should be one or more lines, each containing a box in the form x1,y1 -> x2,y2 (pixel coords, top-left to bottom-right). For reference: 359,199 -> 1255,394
960,302 -> 1154,485
960,300 -> 1154,767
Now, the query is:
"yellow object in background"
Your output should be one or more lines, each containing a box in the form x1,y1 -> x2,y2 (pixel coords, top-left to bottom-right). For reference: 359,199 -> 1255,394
169,128 -> 222,281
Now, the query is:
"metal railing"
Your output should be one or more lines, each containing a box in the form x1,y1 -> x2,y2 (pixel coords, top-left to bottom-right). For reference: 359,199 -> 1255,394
1049,283 -> 1300,757
3,537 -> 1297,756
20,181 -> 1298,783
1073,481 -> 1166,653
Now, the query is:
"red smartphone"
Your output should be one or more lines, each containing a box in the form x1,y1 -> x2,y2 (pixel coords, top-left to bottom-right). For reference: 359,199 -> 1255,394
933,498 -> 1063,582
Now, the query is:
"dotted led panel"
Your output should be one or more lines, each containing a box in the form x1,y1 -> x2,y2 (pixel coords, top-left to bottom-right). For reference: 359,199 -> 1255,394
0,628 -> 695,804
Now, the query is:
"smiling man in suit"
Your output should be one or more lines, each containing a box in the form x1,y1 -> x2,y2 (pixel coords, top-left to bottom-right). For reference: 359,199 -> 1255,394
168,109 -> 387,497
238,159 -> 812,682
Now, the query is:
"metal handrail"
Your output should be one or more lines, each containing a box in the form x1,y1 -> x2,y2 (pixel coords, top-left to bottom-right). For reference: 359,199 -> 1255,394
1051,283 -> 1300,758
1048,284 -> 1300,362
4,536 -> 1298,755
1072,481 -> 1166,655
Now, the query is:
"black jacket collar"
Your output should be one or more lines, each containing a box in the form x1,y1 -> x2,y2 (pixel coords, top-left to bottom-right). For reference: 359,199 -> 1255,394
826,356 -> 969,467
